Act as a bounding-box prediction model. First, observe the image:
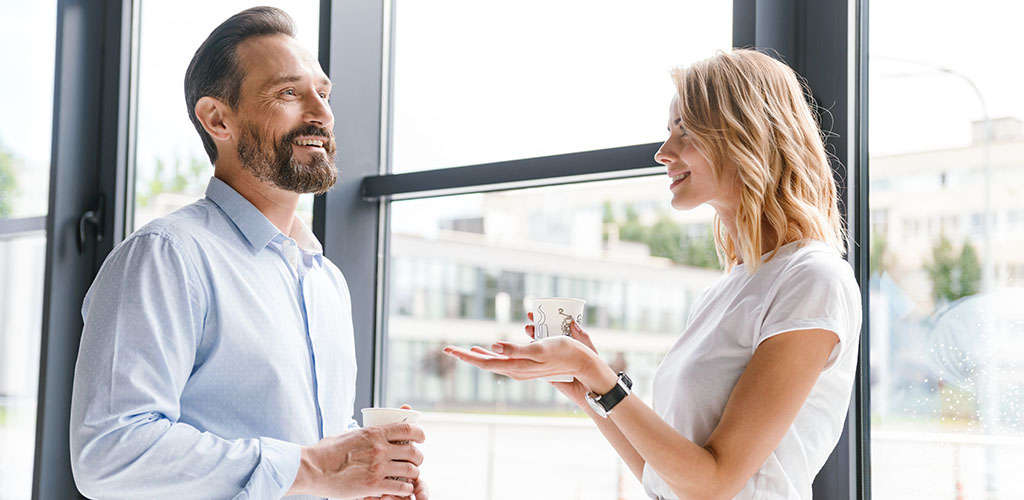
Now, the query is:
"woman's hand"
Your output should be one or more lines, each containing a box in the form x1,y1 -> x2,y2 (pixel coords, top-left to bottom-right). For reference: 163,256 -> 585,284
525,314 -> 597,409
443,315 -> 604,410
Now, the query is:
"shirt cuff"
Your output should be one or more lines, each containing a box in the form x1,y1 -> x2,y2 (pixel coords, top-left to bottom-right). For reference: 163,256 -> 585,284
234,437 -> 302,499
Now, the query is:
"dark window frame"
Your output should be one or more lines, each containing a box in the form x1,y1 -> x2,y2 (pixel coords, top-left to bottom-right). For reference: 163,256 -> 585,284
318,1 -> 870,499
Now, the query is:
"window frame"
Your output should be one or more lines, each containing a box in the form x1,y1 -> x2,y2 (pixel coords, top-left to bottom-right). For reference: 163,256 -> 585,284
315,0 -> 870,499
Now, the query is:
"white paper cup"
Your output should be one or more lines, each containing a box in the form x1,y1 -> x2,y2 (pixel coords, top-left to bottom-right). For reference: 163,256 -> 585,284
530,297 -> 586,383
361,407 -> 421,483
361,407 -> 421,427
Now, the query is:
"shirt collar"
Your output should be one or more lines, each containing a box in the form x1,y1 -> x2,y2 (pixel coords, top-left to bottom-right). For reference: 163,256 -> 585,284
205,177 -> 323,265
289,215 -> 324,267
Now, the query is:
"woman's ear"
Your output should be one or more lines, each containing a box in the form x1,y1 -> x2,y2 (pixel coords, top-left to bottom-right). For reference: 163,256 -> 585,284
194,96 -> 233,142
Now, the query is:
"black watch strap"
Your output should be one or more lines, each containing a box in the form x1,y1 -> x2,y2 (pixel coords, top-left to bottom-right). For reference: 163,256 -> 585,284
593,372 -> 632,413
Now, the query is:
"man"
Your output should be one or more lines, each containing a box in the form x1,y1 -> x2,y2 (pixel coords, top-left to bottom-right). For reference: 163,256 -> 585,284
69,7 -> 428,499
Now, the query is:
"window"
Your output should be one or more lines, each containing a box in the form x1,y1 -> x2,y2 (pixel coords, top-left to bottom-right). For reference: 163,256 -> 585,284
382,3 -> 732,497
390,0 -> 732,173
387,178 -> 720,498
130,0 -> 320,232
869,0 -> 1024,497
0,2 -> 56,499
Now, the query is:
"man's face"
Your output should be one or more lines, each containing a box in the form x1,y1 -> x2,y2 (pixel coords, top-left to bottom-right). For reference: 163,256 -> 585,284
233,34 -> 337,194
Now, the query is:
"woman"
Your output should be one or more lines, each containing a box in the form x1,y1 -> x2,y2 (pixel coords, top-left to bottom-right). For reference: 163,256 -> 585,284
444,49 -> 861,500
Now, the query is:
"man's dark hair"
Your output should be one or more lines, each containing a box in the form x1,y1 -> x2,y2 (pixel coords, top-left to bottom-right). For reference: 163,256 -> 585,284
184,6 -> 295,163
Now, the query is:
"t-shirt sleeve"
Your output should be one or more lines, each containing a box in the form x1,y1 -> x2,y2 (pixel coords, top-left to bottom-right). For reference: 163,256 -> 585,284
756,253 -> 861,371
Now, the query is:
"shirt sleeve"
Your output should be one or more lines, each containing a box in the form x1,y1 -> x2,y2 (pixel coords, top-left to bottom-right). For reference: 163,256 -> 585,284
70,231 -> 300,500
756,253 -> 861,371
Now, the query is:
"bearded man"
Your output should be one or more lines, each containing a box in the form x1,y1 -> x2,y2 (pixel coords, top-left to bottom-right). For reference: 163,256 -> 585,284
69,7 -> 427,500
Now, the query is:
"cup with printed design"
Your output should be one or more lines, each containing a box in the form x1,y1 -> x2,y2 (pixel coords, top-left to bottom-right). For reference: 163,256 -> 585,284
529,297 -> 586,383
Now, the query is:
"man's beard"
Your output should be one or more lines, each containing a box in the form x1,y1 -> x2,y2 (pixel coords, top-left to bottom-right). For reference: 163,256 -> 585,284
237,122 -> 338,195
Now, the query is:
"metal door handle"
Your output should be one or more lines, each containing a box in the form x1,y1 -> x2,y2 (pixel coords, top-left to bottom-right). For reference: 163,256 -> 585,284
77,194 -> 105,255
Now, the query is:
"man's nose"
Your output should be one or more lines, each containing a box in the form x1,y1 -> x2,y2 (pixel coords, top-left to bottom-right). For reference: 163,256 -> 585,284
303,92 -> 334,129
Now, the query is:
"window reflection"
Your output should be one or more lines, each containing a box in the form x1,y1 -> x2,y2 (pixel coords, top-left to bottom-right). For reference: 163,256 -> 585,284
386,178 -> 721,498
870,1 -> 1024,494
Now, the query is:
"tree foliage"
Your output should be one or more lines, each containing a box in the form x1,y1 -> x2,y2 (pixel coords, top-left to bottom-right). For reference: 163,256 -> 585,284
0,141 -> 19,217
926,234 -> 982,304
604,202 -> 720,270
136,154 -> 209,207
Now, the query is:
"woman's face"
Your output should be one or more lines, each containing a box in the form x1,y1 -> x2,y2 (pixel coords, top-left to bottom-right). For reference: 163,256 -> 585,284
654,97 -> 739,215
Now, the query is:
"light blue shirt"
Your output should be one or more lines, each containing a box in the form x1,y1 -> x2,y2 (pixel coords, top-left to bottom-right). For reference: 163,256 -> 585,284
70,177 -> 358,500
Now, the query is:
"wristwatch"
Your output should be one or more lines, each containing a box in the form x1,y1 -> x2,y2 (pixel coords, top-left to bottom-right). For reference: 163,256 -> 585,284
586,371 -> 632,418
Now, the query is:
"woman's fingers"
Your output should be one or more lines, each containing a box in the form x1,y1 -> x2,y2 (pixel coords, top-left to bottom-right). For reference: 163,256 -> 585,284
489,341 -> 547,361
443,346 -> 544,375
469,346 -> 507,359
570,321 -> 598,353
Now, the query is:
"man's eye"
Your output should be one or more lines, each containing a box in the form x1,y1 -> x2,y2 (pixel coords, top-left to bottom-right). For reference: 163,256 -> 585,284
282,89 -> 296,96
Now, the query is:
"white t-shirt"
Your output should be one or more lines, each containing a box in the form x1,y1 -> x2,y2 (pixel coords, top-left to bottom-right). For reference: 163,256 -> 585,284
642,240 -> 861,500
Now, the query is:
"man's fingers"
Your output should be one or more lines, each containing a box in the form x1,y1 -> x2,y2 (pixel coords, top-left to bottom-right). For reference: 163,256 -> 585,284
382,460 -> 420,481
383,422 -> 425,444
413,477 -> 430,500
390,442 -> 425,466
378,477 -> 415,497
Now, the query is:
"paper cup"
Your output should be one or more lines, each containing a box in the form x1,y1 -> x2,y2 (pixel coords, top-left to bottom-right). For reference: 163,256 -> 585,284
530,297 -> 586,383
361,407 -> 421,427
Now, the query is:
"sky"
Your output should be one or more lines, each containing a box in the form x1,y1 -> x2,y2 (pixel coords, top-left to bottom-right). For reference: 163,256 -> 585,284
1,0 -> 1022,217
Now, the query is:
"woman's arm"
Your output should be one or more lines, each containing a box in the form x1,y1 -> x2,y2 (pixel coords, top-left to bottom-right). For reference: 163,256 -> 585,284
448,327 -> 838,499
583,400 -> 648,481
582,328 -> 838,499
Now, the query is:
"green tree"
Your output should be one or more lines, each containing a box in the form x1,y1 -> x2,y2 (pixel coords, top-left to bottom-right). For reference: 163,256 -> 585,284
956,241 -> 981,298
643,217 -> 681,261
0,142 -> 18,217
870,231 -> 889,276
136,154 -> 210,208
926,235 -> 982,304
682,231 -> 720,269
607,203 -> 720,270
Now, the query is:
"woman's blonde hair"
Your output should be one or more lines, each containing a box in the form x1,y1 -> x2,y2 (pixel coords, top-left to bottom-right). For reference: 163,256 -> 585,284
671,49 -> 845,272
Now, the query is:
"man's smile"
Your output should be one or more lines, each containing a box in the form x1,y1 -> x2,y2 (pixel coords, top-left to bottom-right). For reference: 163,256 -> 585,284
293,136 -> 327,149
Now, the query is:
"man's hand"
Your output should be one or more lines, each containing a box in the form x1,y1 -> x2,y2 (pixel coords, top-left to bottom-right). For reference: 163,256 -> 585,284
362,477 -> 430,500
286,423 -> 425,498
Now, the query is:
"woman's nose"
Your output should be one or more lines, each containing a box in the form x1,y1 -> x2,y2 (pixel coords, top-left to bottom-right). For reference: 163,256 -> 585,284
654,141 -> 673,166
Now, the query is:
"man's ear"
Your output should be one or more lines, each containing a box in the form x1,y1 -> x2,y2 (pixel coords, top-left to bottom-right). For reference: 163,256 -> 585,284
194,96 -> 234,142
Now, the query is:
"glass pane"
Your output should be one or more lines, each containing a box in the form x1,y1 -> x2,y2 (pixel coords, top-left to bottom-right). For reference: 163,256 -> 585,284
391,0 -> 733,173
870,1 -> 1024,498
0,2 -> 56,219
131,1 -> 320,231
0,3 -> 55,499
386,177 -> 721,499
0,232 -> 47,500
